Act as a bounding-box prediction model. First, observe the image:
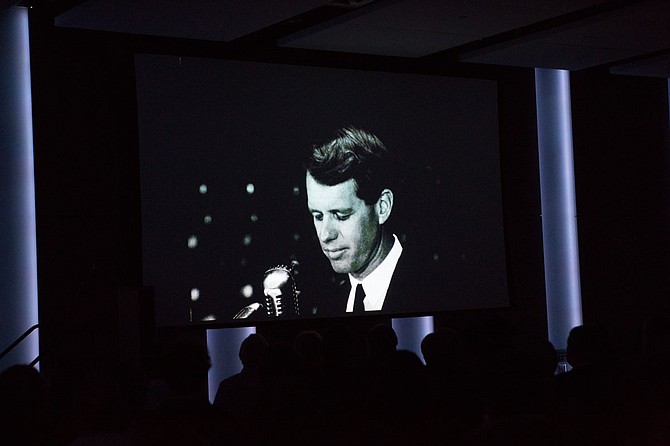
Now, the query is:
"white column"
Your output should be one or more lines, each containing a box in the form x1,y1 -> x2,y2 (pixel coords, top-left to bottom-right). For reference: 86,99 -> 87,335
535,68 -> 583,350
0,6 -> 39,369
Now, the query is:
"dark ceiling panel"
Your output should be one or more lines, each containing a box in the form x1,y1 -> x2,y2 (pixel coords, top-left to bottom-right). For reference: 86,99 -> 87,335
461,0 -> 670,73
283,23 -> 473,58
279,0 -> 606,57
48,0 -> 670,77
610,54 -> 670,78
55,0 -> 330,42
462,40 -> 639,71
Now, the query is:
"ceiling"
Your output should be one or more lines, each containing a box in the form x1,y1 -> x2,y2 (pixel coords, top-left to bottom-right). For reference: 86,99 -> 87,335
32,0 -> 670,77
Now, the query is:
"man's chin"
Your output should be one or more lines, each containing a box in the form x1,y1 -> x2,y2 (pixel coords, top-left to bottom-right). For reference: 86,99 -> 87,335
328,261 -> 351,275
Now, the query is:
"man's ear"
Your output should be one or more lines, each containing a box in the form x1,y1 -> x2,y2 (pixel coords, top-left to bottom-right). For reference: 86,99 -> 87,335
376,189 -> 394,225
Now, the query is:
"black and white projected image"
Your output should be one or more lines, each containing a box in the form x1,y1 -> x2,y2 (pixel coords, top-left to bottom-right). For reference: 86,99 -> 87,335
136,54 -> 509,327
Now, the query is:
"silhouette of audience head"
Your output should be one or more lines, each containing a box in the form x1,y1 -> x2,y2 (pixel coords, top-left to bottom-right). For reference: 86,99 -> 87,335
294,330 -> 323,369
366,324 -> 398,362
566,324 -> 610,368
385,349 -> 424,382
321,324 -> 354,366
0,364 -> 46,414
262,341 -> 297,376
421,328 -> 463,369
641,316 -> 670,369
0,364 -> 49,444
163,338 -> 211,397
239,333 -> 268,369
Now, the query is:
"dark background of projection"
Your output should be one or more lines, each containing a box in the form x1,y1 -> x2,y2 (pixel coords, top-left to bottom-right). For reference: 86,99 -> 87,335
135,55 -> 509,327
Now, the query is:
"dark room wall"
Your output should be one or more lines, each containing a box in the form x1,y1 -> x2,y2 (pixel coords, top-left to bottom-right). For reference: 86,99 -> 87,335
30,12 -> 142,378
571,71 -> 670,355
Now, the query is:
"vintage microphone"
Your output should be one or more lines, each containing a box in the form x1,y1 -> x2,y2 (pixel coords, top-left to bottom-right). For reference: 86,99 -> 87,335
262,260 -> 300,317
232,260 -> 300,319
232,302 -> 262,320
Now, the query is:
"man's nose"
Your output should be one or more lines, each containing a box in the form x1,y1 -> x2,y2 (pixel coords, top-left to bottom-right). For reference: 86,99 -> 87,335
318,218 -> 337,243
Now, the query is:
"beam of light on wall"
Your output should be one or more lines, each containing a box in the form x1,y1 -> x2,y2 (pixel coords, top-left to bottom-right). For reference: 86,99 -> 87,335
206,326 -> 256,404
392,316 -> 434,363
535,68 -> 583,350
0,7 -> 40,370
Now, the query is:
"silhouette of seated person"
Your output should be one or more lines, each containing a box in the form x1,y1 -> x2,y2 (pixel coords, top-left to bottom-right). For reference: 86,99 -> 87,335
355,323 -> 398,393
213,333 -> 267,416
318,325 -> 361,444
292,330 -> 334,445
0,364 -> 51,446
294,330 -> 324,375
639,315 -> 670,397
65,368 -> 139,446
292,330 -> 325,415
364,324 -> 398,368
625,316 -> 670,444
251,341 -> 303,445
556,324 -> 613,396
421,328 -> 484,442
553,324 -> 620,445
342,349 -> 432,446
141,338 -> 215,446
422,328 -> 471,396
488,334 -> 558,418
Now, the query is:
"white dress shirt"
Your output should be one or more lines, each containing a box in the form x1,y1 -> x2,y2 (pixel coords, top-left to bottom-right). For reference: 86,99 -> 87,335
346,234 -> 403,312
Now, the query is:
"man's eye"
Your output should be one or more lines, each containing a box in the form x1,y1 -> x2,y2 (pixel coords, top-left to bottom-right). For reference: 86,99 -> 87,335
336,214 -> 350,221
313,214 -> 323,222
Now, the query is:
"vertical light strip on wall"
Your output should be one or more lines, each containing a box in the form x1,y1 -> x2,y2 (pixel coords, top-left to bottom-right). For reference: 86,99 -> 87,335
207,326 -> 256,403
0,6 -> 39,368
535,68 -> 583,350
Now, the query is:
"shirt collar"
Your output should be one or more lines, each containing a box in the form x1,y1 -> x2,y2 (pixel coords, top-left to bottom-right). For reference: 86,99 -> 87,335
347,234 -> 403,312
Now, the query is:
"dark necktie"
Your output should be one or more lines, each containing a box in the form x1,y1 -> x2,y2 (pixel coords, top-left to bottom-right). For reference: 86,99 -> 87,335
354,283 -> 366,313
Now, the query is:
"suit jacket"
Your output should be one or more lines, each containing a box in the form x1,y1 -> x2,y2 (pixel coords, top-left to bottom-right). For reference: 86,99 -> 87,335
313,244 -> 438,317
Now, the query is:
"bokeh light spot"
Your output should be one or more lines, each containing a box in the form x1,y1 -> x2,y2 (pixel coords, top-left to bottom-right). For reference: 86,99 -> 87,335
190,288 -> 200,301
241,284 -> 254,298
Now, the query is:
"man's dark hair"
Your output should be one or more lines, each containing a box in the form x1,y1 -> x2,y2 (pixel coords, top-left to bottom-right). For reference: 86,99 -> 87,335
305,127 -> 395,205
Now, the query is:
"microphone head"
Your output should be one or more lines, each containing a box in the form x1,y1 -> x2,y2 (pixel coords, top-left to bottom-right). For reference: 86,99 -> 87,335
233,302 -> 262,320
263,265 -> 299,317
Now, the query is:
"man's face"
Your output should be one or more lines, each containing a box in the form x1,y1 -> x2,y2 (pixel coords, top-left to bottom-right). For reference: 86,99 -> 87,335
306,172 -> 381,279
